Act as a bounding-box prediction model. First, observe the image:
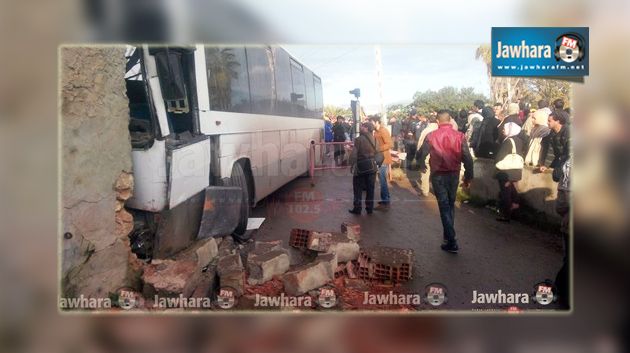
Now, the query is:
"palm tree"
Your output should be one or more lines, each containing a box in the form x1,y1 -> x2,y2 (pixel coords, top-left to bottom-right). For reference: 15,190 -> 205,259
206,47 -> 241,110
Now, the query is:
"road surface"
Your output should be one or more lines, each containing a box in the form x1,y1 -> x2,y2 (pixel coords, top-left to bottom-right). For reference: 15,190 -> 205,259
249,165 -> 565,311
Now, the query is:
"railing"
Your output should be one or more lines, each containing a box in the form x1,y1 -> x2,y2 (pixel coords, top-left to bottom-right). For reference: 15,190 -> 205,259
309,141 -> 354,186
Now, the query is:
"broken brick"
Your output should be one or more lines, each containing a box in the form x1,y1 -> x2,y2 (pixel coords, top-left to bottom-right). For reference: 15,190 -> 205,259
341,222 -> 361,242
307,231 -> 333,252
142,259 -> 197,298
346,261 -> 358,279
289,228 -> 310,249
358,247 -> 414,282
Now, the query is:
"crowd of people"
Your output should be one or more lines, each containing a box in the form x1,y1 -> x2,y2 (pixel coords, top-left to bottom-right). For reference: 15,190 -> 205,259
323,96 -> 572,256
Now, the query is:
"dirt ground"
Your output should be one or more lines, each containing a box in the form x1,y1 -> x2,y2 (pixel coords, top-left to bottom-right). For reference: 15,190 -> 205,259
249,162 -> 565,311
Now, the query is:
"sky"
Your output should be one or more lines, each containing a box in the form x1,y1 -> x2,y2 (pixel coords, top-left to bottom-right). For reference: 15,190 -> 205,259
285,45 -> 491,114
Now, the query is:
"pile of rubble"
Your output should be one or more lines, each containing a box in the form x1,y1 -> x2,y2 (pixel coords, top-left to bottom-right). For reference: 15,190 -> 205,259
137,222 -> 415,311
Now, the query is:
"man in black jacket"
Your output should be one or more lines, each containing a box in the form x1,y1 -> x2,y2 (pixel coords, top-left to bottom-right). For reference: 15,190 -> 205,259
333,116 -> 348,166
539,110 -> 570,172
348,122 -> 379,215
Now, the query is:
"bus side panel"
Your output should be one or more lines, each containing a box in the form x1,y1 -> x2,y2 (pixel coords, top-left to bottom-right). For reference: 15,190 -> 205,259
168,138 -> 211,209
127,140 -> 168,212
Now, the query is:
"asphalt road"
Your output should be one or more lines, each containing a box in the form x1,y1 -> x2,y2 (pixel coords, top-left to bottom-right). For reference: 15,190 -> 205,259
249,164 -> 565,311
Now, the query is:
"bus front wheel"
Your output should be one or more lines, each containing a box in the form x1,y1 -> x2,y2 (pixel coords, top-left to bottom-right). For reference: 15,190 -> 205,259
229,161 -> 251,241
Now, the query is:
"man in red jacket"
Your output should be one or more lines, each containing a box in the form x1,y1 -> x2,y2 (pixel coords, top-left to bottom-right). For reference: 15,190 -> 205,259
417,110 -> 474,253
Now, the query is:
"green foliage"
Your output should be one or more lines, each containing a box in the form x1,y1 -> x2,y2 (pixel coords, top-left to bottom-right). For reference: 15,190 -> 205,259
411,87 -> 488,114
386,87 -> 487,120
324,105 -> 352,119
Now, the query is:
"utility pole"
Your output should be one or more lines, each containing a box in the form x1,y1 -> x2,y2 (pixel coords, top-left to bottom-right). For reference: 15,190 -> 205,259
375,45 -> 386,126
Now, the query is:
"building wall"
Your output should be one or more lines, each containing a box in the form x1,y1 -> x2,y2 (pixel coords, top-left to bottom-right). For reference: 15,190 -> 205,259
61,47 -> 140,299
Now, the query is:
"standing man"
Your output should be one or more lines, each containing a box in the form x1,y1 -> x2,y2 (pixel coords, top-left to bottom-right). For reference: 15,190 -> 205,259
404,110 -> 420,169
539,110 -> 570,172
324,116 -> 334,157
370,115 -> 393,210
348,122 -> 379,215
417,110 -> 474,253
332,116 -> 347,166
388,117 -> 402,151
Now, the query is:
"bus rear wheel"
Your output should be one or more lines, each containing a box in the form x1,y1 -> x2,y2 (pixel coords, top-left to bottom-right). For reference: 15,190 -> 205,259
229,161 -> 252,241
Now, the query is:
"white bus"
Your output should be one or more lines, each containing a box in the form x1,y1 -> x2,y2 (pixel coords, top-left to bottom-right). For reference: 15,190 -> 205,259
124,45 -> 324,258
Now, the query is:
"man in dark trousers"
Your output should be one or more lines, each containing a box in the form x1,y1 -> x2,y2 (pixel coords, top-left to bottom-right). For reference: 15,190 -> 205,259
348,122 -> 379,215
332,116 -> 348,166
417,110 -> 474,253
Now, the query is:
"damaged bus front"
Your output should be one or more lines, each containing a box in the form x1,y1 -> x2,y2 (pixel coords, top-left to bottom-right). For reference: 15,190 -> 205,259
125,45 -> 242,259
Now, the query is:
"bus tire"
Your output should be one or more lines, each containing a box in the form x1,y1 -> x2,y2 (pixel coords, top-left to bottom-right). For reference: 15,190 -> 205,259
230,161 -> 251,241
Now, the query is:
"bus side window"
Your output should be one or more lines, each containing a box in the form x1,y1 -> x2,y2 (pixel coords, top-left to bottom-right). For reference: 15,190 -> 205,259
246,47 -> 276,115
303,68 -> 316,118
125,47 -> 155,149
205,46 -> 251,113
313,74 -> 323,119
289,58 -> 306,117
273,47 -> 293,117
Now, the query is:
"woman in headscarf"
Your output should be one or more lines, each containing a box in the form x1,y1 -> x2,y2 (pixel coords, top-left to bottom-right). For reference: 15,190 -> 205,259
473,106 -> 500,158
524,109 -> 552,166
495,122 -> 526,222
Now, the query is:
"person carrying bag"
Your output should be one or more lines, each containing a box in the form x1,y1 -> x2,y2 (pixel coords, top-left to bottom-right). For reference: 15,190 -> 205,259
349,122 -> 379,215
495,122 -> 526,222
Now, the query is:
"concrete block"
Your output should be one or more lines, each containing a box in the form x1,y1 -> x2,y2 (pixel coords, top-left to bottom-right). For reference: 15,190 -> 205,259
330,239 -> 360,262
220,270 -> 245,296
195,238 -> 218,270
282,261 -> 332,296
317,252 -> 338,279
217,253 -> 243,277
307,231 -> 333,252
254,240 -> 283,253
247,249 -> 290,285
287,246 -> 315,266
341,222 -> 361,242
189,265 -> 218,299
218,236 -> 236,257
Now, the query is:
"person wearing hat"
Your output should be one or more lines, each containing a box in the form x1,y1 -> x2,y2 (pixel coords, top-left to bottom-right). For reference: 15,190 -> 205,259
348,122 -> 379,215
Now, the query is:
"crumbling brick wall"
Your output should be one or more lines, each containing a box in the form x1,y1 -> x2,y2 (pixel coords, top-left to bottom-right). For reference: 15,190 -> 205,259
61,47 -> 140,299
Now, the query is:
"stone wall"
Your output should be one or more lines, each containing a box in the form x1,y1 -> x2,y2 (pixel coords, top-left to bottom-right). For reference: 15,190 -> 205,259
61,47 -> 140,299
469,158 -> 560,221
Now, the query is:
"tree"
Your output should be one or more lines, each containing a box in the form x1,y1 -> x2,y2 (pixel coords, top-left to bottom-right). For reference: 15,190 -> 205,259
410,87 -> 488,113
206,47 -> 241,111
475,44 -> 571,107
324,105 -> 351,119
